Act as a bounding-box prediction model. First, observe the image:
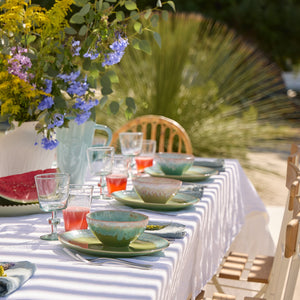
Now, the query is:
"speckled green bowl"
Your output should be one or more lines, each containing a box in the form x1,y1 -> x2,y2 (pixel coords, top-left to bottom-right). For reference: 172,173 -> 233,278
86,210 -> 148,247
155,152 -> 195,175
132,177 -> 182,204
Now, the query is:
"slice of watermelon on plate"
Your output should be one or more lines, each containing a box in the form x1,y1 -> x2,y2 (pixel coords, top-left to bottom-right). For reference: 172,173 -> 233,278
0,169 -> 56,205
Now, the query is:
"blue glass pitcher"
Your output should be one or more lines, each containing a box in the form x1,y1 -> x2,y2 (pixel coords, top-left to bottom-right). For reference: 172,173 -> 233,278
56,119 -> 112,184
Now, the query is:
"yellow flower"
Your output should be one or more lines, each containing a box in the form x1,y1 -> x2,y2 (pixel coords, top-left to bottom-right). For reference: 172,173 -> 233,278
0,265 -> 7,277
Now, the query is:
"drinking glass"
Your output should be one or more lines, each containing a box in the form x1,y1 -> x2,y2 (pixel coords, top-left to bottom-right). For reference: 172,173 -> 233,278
86,146 -> 114,199
106,155 -> 129,194
35,173 -> 70,241
135,139 -> 157,173
119,132 -> 143,176
63,184 -> 94,231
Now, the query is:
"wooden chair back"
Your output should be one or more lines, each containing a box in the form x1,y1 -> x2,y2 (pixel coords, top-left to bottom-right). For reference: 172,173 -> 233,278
208,153 -> 300,300
211,211 -> 300,300
110,115 -> 193,154
264,178 -> 300,300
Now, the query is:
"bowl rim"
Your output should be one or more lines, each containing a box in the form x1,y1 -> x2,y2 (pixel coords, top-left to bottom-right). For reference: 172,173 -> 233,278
132,176 -> 182,186
86,209 -> 148,223
155,152 -> 194,160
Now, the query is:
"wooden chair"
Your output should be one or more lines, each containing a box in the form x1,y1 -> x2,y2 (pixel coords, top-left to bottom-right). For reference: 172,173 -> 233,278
110,115 -> 193,154
205,214 -> 300,300
204,154 -> 300,300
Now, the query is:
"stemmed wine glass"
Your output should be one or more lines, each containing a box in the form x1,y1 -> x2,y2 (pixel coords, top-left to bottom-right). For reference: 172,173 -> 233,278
87,146 -> 114,199
34,173 -> 70,241
119,132 -> 143,177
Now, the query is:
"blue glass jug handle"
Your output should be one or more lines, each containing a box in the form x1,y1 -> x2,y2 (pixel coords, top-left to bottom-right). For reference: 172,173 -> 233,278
94,124 -> 112,146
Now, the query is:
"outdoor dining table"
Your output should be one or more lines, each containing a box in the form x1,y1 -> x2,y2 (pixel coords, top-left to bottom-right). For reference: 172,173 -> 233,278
0,158 -> 274,300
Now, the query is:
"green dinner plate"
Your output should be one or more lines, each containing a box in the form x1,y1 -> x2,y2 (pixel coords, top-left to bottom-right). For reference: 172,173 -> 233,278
58,229 -> 169,257
144,165 -> 218,182
112,190 -> 200,211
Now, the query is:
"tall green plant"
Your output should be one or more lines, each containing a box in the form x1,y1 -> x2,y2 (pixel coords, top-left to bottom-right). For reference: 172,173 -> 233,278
98,13 -> 295,159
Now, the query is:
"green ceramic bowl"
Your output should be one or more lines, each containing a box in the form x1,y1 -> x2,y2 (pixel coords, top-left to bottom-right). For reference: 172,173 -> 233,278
86,210 -> 148,247
132,177 -> 182,204
155,152 -> 195,175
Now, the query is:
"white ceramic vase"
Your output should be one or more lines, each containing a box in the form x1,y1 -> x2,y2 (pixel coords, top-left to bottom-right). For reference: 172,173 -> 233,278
0,122 -> 56,177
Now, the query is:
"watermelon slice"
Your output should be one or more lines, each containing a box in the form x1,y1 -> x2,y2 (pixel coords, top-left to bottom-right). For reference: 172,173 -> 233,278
0,169 -> 57,205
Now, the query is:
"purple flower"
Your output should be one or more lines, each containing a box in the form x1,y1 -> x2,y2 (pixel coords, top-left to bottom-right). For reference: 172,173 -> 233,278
110,36 -> 129,52
38,96 -> 54,110
41,137 -> 59,150
72,40 -> 81,56
83,49 -> 99,60
44,79 -> 53,93
75,111 -> 91,125
67,80 -> 89,96
7,47 -> 33,82
102,51 -> 123,66
58,71 -> 80,82
38,79 -> 54,110
48,113 -> 64,129
102,36 -> 128,67
74,98 -> 99,111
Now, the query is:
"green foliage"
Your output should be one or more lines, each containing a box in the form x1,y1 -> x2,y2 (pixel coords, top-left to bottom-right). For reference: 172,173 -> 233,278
0,0 -> 173,145
173,0 -> 300,71
98,13 -> 295,159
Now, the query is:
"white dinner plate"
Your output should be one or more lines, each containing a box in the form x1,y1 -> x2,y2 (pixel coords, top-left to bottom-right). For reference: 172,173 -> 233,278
0,204 -> 43,217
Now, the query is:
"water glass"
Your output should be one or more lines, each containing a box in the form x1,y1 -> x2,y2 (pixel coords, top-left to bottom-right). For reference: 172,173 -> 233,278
63,184 -> 94,231
119,132 -> 143,176
35,173 -> 70,240
135,139 -> 157,173
87,146 -> 114,199
106,155 -> 129,194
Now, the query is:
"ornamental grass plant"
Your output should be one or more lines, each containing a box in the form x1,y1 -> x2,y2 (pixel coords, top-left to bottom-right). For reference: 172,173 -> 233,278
0,0 -> 174,149
101,13 -> 297,160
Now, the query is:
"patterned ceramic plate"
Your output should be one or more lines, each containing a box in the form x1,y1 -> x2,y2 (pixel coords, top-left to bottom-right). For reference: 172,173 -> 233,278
112,190 -> 200,211
144,165 -> 218,182
58,229 -> 169,257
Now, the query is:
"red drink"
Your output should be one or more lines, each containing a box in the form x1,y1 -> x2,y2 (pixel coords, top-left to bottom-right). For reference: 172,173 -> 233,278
135,156 -> 154,172
106,174 -> 127,194
63,206 -> 90,231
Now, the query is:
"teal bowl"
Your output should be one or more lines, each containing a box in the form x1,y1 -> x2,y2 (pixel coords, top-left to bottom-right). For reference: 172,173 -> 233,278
155,153 -> 195,175
86,210 -> 148,247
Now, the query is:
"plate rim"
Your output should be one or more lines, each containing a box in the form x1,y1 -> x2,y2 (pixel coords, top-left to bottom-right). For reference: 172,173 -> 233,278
112,190 -> 199,211
58,229 -> 170,257
144,165 -> 217,181
0,203 -> 43,216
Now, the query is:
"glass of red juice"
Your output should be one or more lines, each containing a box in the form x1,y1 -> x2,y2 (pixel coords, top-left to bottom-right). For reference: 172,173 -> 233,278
135,140 -> 156,173
106,155 -> 129,194
63,184 -> 94,231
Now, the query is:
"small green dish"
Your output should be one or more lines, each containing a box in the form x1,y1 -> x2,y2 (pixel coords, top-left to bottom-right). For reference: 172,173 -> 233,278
58,229 -> 170,257
86,210 -> 148,247
155,153 -> 195,175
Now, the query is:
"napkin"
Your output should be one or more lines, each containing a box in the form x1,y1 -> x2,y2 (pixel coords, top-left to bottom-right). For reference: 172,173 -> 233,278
180,184 -> 204,199
145,221 -> 186,239
0,261 -> 36,297
194,158 -> 224,169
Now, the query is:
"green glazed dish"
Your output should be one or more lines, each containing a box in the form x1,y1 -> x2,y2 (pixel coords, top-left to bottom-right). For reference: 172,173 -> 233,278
86,210 -> 148,247
58,229 -> 170,257
155,153 -> 194,175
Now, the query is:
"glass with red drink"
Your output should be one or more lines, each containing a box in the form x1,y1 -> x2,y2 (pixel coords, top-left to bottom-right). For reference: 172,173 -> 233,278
63,184 -> 94,231
135,140 -> 156,173
106,155 -> 129,194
